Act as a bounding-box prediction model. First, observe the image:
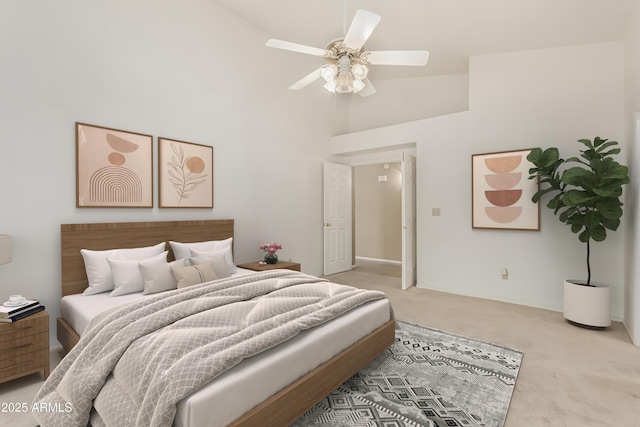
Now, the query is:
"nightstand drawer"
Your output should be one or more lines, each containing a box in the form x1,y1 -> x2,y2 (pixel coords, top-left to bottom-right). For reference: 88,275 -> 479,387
0,348 -> 49,381
0,331 -> 49,362
0,311 -> 48,344
0,310 -> 50,384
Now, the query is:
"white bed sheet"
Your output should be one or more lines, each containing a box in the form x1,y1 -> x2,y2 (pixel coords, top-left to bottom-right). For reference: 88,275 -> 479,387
60,270 -> 391,427
60,267 -> 256,335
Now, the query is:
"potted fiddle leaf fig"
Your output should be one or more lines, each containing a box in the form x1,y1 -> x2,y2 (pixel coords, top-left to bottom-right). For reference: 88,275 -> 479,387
527,137 -> 629,327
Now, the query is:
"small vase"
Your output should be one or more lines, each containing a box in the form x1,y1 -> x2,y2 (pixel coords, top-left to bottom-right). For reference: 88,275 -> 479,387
264,253 -> 278,264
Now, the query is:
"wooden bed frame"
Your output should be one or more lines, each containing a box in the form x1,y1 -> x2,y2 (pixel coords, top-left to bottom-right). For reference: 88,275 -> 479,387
58,219 -> 395,427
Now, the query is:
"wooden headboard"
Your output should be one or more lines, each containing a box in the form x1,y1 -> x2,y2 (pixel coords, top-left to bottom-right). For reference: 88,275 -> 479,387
61,219 -> 234,297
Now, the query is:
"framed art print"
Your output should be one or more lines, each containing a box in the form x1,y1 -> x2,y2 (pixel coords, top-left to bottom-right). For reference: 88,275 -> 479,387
472,149 -> 539,230
158,138 -> 213,208
76,122 -> 153,208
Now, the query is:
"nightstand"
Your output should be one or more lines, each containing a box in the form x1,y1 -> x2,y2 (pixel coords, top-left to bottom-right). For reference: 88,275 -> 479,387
237,260 -> 301,272
0,310 -> 50,383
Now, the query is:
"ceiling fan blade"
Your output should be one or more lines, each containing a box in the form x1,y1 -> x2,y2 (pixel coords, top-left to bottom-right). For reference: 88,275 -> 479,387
265,39 -> 328,57
366,50 -> 430,66
343,9 -> 381,51
359,79 -> 376,97
289,67 -> 324,90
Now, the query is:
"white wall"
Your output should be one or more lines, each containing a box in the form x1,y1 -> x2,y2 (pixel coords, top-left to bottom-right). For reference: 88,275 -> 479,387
333,41 -> 627,318
347,74 -> 469,133
624,2 -> 640,344
0,0 -> 343,345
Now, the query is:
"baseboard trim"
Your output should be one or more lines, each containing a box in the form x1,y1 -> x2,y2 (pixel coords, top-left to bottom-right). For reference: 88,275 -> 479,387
355,256 -> 402,265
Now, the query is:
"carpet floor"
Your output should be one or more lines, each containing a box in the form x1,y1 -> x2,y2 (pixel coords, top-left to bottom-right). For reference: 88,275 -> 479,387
294,321 -> 523,427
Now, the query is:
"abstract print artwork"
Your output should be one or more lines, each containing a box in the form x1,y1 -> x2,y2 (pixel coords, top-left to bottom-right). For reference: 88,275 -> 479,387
159,138 -> 213,208
472,149 -> 539,230
76,123 -> 153,207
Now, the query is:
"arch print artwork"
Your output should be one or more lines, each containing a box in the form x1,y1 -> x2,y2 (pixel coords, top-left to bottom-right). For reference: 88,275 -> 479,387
158,138 -> 213,208
472,149 -> 539,230
76,123 -> 153,207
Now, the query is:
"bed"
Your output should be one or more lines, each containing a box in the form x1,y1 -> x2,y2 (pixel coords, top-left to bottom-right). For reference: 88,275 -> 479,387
50,219 -> 395,427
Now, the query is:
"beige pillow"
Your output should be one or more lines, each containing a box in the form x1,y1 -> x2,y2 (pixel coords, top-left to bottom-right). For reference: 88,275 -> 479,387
108,251 -> 168,297
189,252 -> 230,279
171,262 -> 218,289
190,246 -> 236,273
141,258 -> 186,295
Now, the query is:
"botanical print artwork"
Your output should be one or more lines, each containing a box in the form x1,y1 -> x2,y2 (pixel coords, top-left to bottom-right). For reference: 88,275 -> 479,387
159,138 -> 213,208
167,143 -> 207,203
472,149 -> 539,230
76,123 -> 153,207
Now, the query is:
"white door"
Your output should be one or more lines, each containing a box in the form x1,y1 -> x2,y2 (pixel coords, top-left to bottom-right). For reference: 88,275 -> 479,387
323,162 -> 352,275
401,152 -> 417,290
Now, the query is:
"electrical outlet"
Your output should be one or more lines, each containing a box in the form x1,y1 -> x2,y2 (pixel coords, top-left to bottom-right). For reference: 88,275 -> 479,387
432,208 -> 441,216
501,268 -> 509,280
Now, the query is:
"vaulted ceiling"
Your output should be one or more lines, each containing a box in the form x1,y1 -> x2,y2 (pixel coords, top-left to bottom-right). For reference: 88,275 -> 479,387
215,0 -> 638,80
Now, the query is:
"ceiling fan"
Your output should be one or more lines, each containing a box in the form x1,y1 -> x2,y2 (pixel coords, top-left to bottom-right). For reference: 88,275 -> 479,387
266,9 -> 429,97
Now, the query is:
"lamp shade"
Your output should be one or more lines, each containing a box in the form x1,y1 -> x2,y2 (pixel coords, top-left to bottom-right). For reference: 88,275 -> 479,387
0,235 -> 12,265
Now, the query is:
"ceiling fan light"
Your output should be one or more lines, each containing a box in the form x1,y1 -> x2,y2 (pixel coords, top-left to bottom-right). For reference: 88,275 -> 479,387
323,79 -> 337,92
335,71 -> 353,93
352,79 -> 365,92
321,64 -> 337,82
352,63 -> 368,80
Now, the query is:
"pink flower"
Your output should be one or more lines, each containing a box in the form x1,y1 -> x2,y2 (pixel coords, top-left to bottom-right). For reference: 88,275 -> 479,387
260,242 -> 283,254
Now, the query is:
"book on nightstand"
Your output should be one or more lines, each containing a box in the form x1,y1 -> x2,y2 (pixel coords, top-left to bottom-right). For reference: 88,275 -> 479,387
0,301 -> 43,323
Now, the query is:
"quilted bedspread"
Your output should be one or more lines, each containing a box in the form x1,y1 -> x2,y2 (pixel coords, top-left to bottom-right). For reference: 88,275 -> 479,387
33,270 -> 387,427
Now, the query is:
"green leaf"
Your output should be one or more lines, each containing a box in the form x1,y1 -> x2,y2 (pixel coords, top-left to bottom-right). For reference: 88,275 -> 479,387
562,167 -> 594,186
578,229 -> 590,242
527,147 -> 561,170
583,211 -> 600,228
559,207 -> 576,222
526,148 -> 544,164
595,203 -> 623,221
590,225 -> 607,242
578,138 -> 595,149
547,194 -> 564,210
563,190 -> 595,206
601,217 -> 620,231
531,186 -> 557,203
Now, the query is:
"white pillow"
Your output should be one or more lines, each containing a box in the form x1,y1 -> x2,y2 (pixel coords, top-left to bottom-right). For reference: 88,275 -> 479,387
141,258 -> 186,295
117,242 -> 166,259
81,242 -> 165,296
169,238 -> 233,262
81,249 -> 123,295
108,251 -> 168,297
190,246 -> 236,274
189,252 -> 230,279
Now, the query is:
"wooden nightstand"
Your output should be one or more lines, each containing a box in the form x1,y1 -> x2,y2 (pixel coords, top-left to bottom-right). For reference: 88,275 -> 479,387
0,310 -> 50,384
237,260 -> 301,272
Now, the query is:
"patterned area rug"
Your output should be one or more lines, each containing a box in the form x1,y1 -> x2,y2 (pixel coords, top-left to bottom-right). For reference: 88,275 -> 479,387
293,321 -> 523,427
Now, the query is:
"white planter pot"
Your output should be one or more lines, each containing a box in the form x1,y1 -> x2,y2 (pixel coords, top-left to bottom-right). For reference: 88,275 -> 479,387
563,279 -> 611,328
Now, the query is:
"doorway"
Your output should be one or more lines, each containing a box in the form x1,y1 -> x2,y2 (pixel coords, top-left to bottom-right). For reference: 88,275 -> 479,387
353,162 -> 402,262
350,152 -> 417,289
